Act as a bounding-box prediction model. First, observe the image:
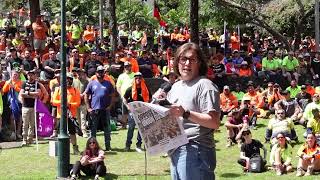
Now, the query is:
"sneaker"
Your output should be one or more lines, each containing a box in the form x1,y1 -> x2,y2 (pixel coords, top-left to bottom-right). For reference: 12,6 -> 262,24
124,146 -> 130,152
70,174 -> 76,180
296,167 -> 305,177
135,147 -> 143,153
305,166 -> 313,176
276,167 -> 282,176
94,174 -> 99,180
50,131 -> 57,138
21,141 -> 28,147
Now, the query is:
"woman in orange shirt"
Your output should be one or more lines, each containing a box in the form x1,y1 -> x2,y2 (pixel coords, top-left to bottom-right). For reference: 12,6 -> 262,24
82,25 -> 95,43
2,70 -> 23,139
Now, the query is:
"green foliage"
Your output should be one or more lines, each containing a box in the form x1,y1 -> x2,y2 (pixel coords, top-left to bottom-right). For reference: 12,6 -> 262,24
116,0 -> 157,28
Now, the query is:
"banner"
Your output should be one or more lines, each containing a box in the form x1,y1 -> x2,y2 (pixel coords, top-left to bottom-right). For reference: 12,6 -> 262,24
35,99 -> 54,137
128,101 -> 188,155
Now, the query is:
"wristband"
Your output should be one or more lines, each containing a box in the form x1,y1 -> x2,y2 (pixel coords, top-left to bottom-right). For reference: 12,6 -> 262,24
183,109 -> 191,119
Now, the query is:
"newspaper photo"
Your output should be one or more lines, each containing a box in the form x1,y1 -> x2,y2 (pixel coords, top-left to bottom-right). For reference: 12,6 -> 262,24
128,101 -> 188,156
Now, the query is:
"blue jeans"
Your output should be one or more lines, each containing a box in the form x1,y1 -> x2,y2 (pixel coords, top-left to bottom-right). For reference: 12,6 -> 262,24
89,109 -> 111,149
170,142 -> 216,180
125,113 -> 142,148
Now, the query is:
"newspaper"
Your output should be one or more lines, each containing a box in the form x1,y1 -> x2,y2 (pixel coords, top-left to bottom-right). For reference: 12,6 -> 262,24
128,101 -> 188,156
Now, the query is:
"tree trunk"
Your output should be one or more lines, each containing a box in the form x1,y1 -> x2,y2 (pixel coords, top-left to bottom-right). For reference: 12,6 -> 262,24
253,20 -> 291,51
29,0 -> 40,23
190,0 -> 199,44
106,0 -> 118,56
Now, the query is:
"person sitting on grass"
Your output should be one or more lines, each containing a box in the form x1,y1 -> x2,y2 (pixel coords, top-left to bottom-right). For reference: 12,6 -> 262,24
306,108 -> 320,138
225,108 -> 249,147
70,137 -> 106,180
265,109 -> 298,145
269,133 -> 293,176
237,127 -> 267,172
296,132 -> 320,177
274,90 -> 303,124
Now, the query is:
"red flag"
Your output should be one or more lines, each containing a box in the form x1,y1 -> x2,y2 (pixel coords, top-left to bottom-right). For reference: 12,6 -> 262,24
153,4 -> 167,27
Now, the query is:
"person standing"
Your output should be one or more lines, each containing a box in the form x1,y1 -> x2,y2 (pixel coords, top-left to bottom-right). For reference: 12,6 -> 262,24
165,43 -> 220,180
52,73 -> 81,154
123,72 -> 151,152
32,15 -> 48,53
116,61 -> 135,129
19,69 -> 40,145
85,66 -> 114,151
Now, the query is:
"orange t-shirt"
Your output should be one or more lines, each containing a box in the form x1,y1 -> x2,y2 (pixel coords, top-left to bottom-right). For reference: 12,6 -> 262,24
230,35 -> 240,50
2,79 -> 23,94
32,22 -> 48,40
90,75 -> 115,87
306,86 -> 315,96
220,93 -> 238,110
120,57 -> 139,73
83,30 -> 95,42
238,68 -> 252,77
51,87 -> 81,118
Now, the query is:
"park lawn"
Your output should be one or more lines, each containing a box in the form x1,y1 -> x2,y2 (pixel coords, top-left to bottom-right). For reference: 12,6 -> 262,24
0,117 -> 318,180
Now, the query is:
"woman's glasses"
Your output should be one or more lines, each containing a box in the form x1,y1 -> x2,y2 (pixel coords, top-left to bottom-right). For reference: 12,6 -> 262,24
277,136 -> 285,140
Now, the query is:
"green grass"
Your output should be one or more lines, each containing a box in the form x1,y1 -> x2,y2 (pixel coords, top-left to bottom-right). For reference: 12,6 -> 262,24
0,118 -> 318,179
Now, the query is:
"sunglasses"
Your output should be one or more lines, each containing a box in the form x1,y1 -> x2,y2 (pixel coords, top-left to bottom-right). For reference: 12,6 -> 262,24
277,112 -> 285,115
243,132 -> 251,136
277,137 -> 285,140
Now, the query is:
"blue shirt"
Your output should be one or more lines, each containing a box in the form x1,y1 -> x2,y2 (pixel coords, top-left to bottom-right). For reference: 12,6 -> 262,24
137,57 -> 153,78
85,80 -> 114,110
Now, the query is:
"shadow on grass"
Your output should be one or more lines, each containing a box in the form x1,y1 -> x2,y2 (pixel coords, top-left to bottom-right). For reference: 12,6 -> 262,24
78,173 -> 118,180
220,172 -> 241,178
255,123 -> 266,128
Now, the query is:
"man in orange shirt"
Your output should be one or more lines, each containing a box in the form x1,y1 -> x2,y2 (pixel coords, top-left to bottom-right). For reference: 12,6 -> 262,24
32,15 -> 48,53
220,85 -> 239,120
52,73 -> 81,154
121,51 -> 139,73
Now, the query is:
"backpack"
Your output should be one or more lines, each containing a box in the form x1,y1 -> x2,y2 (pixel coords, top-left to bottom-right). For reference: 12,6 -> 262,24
249,154 -> 265,173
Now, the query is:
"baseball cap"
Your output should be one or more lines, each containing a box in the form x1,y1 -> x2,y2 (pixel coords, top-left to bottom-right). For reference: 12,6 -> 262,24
66,72 -> 73,79
124,61 -> 131,66
96,65 -> 104,72
304,53 -> 311,57
134,72 -> 143,77
223,85 -> 230,90
241,61 -> 248,65
301,85 -> 306,89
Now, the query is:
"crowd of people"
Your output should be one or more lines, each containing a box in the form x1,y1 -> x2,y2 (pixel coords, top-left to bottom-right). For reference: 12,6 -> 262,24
1,8 -> 320,179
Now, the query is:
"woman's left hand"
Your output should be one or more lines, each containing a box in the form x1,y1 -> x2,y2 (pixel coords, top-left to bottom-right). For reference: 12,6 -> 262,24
169,105 -> 185,118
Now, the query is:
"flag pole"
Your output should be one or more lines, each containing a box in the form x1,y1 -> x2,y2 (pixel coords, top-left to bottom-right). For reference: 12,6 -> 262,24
34,83 -> 39,151
34,99 -> 39,151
